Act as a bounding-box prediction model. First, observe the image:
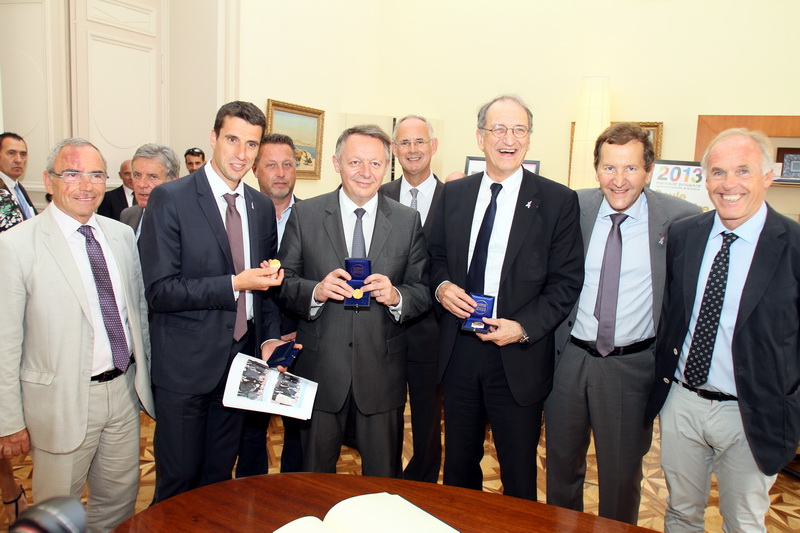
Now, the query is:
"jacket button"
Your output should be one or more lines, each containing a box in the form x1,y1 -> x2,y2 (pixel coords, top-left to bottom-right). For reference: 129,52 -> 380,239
673,348 -> 678,355
226,324 -> 233,330
568,321 -> 573,327
663,377 -> 670,384
348,342 -> 353,347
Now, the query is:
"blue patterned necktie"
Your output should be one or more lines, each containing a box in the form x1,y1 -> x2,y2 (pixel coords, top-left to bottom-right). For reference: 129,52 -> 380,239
77,225 -> 130,372
14,183 -> 32,220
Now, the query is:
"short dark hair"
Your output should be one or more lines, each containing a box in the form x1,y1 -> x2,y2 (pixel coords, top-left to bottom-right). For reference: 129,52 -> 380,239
0,132 -> 25,150
213,101 -> 267,138
255,133 -> 296,166
334,125 -> 391,161
593,122 -> 655,172
184,147 -> 205,159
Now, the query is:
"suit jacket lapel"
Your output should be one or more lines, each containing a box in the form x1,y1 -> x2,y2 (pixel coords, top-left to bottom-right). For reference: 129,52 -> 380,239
736,208 -> 784,332
369,195 -> 392,260
580,190 -> 603,253
323,190 -> 349,260
457,176 -> 482,275
195,170 -> 235,271
500,170 -> 540,285
97,217 -> 133,310
645,188 -> 670,327
682,214 -> 713,320
40,209 -> 92,322
244,186 -> 261,266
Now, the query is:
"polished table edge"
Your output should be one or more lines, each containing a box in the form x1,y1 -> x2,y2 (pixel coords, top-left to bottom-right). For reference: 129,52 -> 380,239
115,473 -> 657,533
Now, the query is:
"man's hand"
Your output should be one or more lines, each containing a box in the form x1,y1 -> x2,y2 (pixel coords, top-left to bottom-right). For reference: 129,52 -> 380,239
361,274 -> 400,307
477,318 -> 525,346
436,281 -> 475,319
313,269 -> 352,303
234,265 -> 283,291
280,332 -> 297,342
0,429 -> 30,459
261,339 -> 303,373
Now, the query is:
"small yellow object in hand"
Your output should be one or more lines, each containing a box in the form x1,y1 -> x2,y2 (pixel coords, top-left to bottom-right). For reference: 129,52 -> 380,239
352,288 -> 363,299
269,259 -> 281,269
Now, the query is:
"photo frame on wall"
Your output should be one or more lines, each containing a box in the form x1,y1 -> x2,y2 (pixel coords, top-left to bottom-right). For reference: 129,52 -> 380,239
266,99 -> 325,180
464,156 -> 540,176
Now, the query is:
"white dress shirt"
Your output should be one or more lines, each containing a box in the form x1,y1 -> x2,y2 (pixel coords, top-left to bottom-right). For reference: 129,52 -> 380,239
204,161 -> 254,320
51,205 -> 133,375
572,192 -> 655,345
1,172 -> 34,217
675,203 -> 767,396
465,168 -> 523,318
398,172 -> 436,225
276,195 -> 296,250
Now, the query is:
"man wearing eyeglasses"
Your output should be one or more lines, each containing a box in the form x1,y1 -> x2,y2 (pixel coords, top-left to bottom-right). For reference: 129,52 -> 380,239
545,123 -> 699,524
379,115 -> 444,483
184,147 -> 205,175
120,144 -> 180,238
0,138 -> 154,531
428,94 -> 583,500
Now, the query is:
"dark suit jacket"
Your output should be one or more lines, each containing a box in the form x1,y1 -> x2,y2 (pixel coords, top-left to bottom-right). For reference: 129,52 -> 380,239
380,175 -> 444,363
277,190 -> 431,415
120,205 -> 144,233
428,169 -> 584,406
97,185 -> 132,221
554,187 -> 702,356
645,206 -> 800,475
140,167 -> 281,395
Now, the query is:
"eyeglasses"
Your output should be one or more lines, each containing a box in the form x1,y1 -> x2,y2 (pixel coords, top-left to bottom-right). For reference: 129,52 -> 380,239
48,171 -> 108,184
396,140 -> 431,149
184,148 -> 204,157
481,125 -> 530,138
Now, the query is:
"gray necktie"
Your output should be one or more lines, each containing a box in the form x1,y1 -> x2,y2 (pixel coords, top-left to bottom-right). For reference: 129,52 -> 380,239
684,232 -> 739,387
77,225 -> 130,372
410,188 -> 419,211
224,193 -> 247,341
352,208 -> 367,258
594,213 -> 628,357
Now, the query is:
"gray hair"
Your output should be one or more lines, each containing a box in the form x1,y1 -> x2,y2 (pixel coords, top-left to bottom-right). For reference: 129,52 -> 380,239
132,143 -> 180,179
334,124 -> 391,161
700,128 -> 774,174
476,94 -> 533,131
45,138 -> 107,173
392,115 -> 436,142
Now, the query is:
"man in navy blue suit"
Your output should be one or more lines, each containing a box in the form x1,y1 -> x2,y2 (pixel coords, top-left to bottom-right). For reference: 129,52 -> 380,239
140,101 -> 285,502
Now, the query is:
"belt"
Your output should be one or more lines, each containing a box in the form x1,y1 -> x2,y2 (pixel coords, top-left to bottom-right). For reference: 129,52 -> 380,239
673,378 -> 737,401
91,368 -> 124,382
569,336 -> 655,357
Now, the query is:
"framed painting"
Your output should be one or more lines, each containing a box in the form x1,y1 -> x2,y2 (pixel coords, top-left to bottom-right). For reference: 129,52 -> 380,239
266,99 -> 325,180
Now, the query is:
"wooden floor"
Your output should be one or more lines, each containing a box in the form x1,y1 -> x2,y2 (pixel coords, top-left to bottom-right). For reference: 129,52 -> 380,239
4,405 -> 800,532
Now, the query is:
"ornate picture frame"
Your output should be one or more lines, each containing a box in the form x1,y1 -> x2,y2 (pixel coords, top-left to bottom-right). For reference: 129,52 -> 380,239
266,99 -> 325,180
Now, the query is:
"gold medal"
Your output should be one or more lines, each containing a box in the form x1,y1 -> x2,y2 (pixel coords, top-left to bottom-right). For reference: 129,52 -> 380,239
352,288 -> 363,299
269,259 -> 281,269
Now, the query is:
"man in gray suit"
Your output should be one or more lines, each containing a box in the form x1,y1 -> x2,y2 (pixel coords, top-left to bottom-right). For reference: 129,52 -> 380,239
0,138 -> 154,531
120,143 -> 179,237
545,122 -> 700,524
379,115 -> 444,482
278,124 -> 431,477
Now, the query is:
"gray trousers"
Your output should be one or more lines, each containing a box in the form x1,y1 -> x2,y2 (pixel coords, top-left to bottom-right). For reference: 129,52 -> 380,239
544,340 -> 653,524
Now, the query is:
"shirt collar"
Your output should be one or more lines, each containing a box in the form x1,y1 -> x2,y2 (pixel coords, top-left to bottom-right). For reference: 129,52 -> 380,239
205,161 -> 246,199
0,172 -> 17,190
481,166 -> 523,196
598,189 -> 647,221
711,202 -> 767,244
339,188 -> 379,219
400,172 -> 436,196
49,203 -> 101,239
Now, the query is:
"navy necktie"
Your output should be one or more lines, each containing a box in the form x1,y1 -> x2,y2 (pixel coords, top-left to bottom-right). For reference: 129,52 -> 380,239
684,232 -> 739,387
77,225 -> 129,372
466,182 -> 502,294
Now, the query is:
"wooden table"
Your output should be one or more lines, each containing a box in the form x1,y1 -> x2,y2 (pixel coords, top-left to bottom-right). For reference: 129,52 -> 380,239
115,473 -> 657,532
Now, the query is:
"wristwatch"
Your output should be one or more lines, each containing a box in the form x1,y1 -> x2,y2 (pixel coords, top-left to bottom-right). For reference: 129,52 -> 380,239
518,327 -> 530,345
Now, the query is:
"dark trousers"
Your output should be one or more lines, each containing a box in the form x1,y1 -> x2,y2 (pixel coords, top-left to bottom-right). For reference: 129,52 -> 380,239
236,412 -> 304,476
442,333 -> 543,500
153,330 -> 254,503
402,359 -> 442,483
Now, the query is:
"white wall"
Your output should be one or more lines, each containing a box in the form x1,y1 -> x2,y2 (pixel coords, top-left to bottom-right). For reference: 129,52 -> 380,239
235,0 -> 800,207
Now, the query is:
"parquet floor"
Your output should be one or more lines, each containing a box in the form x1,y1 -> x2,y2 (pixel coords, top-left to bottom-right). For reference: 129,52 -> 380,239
3,405 -> 799,531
